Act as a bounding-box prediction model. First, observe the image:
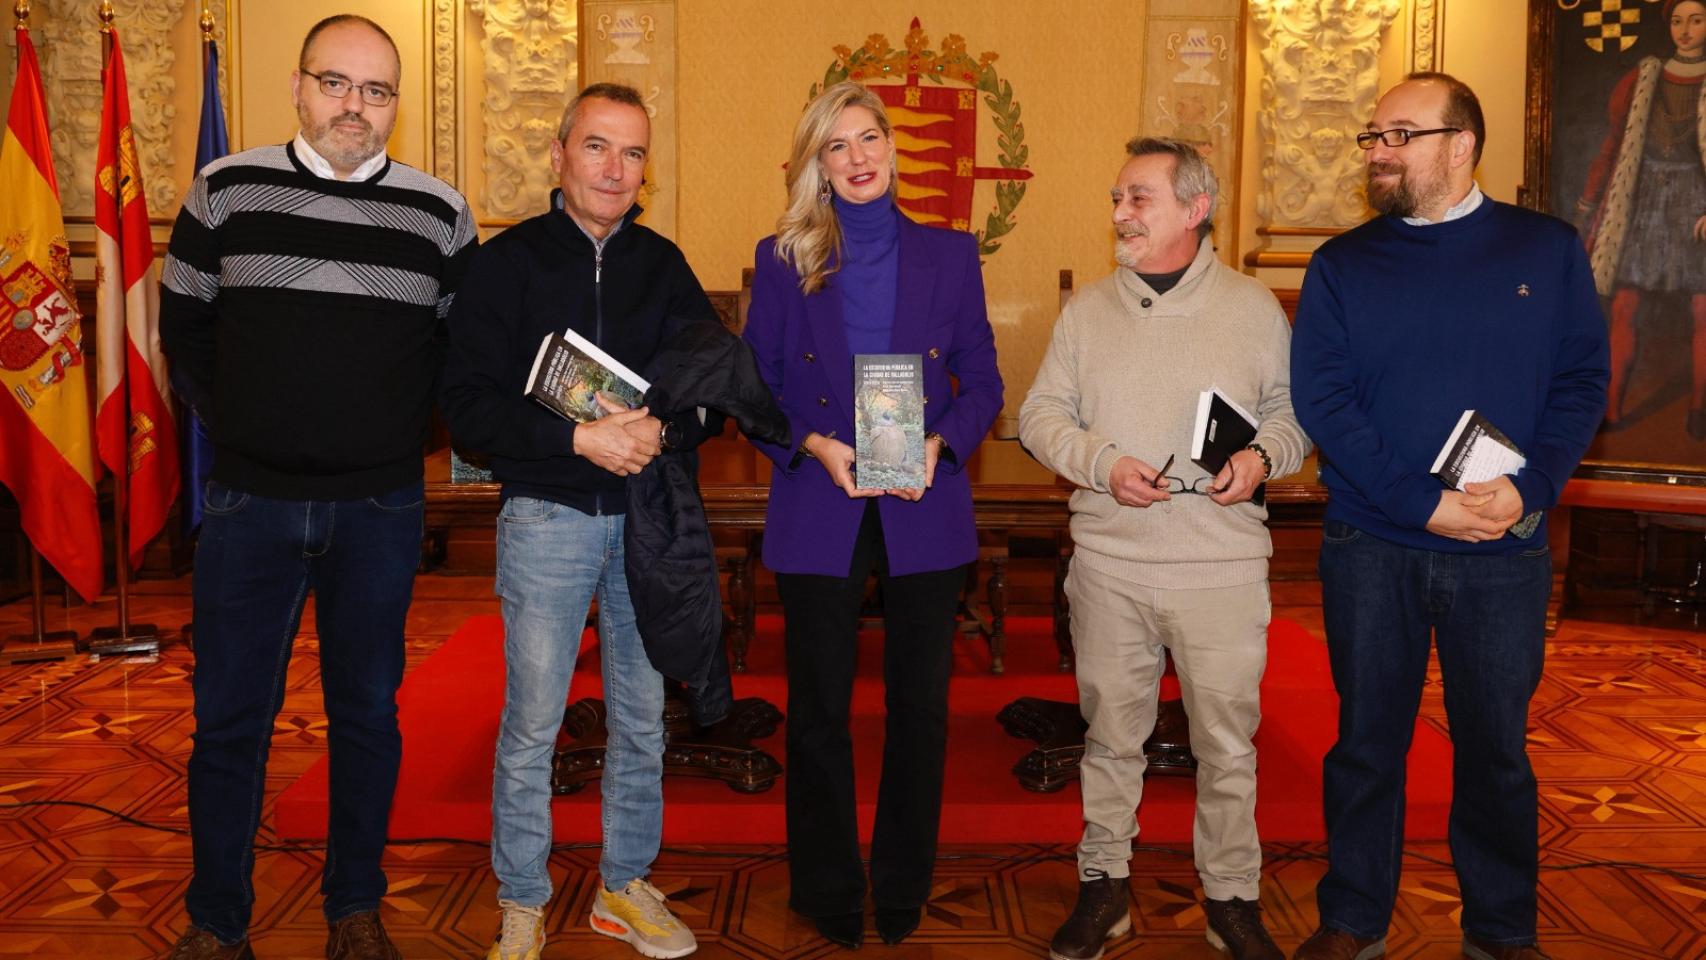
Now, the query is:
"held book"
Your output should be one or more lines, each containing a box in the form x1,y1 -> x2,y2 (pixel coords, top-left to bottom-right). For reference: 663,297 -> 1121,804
1429,409 -> 1542,538
523,327 -> 649,423
1190,388 -> 1259,474
1429,409 -> 1525,489
853,353 -> 925,490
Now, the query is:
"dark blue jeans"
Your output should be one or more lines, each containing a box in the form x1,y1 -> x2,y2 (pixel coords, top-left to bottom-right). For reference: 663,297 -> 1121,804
185,479 -> 423,942
1316,519 -> 1550,947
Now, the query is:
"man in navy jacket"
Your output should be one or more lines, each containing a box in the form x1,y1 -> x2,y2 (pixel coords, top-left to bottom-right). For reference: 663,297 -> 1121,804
1289,74 -> 1608,960
441,82 -> 713,960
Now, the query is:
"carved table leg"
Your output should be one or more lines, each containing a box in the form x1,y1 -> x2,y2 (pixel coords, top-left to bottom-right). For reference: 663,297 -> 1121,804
727,552 -> 751,672
1054,544 -> 1074,672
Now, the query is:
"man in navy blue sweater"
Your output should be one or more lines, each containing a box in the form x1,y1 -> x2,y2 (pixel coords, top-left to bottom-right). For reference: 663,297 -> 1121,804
1289,74 -> 1608,960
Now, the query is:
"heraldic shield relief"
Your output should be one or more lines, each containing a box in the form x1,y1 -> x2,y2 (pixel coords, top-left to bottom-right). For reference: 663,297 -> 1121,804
815,19 -> 1033,257
0,235 -> 83,412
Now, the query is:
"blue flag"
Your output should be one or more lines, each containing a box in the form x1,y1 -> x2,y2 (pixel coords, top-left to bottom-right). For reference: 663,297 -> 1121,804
180,38 -> 226,534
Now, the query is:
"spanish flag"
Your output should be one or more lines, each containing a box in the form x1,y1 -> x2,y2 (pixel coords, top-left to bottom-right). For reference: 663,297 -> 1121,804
95,26 -> 178,569
0,25 -> 102,602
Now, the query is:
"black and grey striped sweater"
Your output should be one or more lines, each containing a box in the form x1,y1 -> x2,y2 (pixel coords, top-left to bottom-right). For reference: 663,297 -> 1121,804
161,141 -> 477,500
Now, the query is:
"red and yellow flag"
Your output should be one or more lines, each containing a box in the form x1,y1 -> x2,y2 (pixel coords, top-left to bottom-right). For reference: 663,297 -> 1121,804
0,27 -> 102,602
95,27 -> 178,570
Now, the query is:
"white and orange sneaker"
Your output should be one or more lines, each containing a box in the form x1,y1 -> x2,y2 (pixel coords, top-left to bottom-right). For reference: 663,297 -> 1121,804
590,878 -> 698,958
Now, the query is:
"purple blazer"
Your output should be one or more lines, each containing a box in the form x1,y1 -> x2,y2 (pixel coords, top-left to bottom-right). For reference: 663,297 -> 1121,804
743,213 -> 1003,577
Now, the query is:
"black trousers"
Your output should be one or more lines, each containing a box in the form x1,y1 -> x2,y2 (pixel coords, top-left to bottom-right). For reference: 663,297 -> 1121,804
774,501 -> 966,916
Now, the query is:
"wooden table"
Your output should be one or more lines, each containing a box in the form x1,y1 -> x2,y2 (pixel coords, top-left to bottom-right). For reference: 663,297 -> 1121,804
425,431 -> 1330,670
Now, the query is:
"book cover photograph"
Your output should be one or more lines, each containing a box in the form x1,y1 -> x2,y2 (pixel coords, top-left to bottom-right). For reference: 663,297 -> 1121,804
524,327 -> 649,423
854,353 -> 926,490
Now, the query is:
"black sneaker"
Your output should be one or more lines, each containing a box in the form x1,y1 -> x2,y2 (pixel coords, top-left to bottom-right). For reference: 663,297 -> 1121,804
1203,897 -> 1281,960
1048,870 -> 1131,960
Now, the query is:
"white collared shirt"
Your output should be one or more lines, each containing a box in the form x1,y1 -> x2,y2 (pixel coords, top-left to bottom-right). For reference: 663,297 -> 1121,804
293,132 -> 387,182
1403,183 -> 1484,226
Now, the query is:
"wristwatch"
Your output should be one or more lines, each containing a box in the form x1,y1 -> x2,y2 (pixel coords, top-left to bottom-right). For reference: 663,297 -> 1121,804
658,418 -> 683,451
1245,442 -> 1272,480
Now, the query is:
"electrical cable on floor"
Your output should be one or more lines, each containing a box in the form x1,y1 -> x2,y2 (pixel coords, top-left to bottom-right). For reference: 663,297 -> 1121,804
9,798 -> 1706,882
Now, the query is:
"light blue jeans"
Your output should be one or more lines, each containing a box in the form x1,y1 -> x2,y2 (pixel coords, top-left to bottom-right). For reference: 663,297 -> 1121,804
490,498 -> 665,905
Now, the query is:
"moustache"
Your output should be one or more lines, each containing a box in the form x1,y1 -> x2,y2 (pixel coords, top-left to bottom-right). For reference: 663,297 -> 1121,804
1366,161 -> 1405,177
331,113 -> 372,131
1115,225 -> 1147,238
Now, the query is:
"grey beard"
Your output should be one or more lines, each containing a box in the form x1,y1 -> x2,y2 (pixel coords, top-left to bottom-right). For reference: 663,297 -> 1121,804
1114,234 -> 1142,269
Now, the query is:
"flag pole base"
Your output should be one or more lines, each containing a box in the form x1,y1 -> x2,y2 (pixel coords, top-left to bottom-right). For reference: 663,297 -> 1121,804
83,623 -> 161,658
0,630 -> 80,664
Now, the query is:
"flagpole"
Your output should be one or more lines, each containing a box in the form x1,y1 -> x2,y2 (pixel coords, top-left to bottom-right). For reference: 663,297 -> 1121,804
85,0 -> 157,658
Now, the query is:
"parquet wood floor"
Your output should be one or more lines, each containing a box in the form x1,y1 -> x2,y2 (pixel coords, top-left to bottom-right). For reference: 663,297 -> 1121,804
1,575 -> 1703,959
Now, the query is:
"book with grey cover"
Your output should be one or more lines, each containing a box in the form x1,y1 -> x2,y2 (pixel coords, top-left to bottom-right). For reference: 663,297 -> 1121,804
854,353 -> 925,490
524,327 -> 649,423
1429,409 -> 1542,538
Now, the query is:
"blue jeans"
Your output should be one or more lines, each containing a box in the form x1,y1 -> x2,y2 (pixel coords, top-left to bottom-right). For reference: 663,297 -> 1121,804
490,499 -> 664,905
186,479 -> 423,941
1316,520 -> 1551,946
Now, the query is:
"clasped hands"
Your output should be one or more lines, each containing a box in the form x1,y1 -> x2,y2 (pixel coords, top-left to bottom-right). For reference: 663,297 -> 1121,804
805,431 -> 941,502
1425,475 -> 1525,543
573,392 -> 663,476
1106,450 -> 1265,508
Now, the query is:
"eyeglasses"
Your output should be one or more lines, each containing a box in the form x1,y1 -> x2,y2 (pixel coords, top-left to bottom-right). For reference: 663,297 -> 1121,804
1149,454 -> 1265,506
301,69 -> 397,107
1355,127 -> 1460,150
1148,455 -> 1219,496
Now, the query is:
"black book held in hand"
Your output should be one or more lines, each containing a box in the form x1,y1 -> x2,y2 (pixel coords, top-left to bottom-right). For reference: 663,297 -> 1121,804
523,327 -> 649,424
1429,409 -> 1541,538
1191,388 -> 1259,474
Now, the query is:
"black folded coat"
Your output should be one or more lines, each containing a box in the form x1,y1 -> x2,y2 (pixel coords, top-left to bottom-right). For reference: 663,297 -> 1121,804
626,320 -> 789,725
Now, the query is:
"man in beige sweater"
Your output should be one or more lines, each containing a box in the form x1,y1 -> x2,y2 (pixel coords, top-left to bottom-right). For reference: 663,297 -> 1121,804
1019,137 -> 1308,960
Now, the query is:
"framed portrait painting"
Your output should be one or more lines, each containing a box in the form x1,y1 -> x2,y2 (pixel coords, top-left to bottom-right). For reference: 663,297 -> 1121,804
1525,0 -> 1706,482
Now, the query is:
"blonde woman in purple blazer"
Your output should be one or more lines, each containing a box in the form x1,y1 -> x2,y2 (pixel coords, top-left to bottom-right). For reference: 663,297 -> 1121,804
741,81 -> 1004,950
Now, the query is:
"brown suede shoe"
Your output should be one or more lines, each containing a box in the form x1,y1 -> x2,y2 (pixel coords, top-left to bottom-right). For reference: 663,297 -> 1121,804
163,927 -> 255,960
1292,926 -> 1385,960
326,911 -> 402,960
1462,935 -> 1553,960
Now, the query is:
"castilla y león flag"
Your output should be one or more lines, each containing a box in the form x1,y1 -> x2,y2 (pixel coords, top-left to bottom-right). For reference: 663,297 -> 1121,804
0,26 -> 102,601
95,27 -> 178,569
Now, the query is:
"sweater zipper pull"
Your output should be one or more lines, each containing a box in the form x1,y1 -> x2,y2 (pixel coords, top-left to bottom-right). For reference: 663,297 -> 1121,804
595,251 -> 602,284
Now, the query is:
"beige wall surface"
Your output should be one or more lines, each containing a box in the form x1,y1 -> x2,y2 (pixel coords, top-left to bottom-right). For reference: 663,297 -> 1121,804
0,0 -> 1536,415
676,0 -> 1155,415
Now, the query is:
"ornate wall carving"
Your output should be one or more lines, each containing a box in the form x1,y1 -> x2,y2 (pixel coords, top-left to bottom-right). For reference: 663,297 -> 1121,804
37,0 -> 186,218
433,0 -> 460,186
470,0 -> 577,221
1411,0 -> 1443,72
1251,0 -> 1400,229
581,0 -> 675,238
1139,2 -> 1244,260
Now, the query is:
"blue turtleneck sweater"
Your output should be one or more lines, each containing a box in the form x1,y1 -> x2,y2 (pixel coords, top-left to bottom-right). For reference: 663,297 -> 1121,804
834,195 -> 899,357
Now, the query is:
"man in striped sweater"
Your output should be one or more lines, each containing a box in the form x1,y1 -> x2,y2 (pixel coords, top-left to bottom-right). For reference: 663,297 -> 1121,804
158,14 -> 476,960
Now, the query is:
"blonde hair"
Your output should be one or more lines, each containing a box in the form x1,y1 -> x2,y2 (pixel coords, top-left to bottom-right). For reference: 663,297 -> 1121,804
774,81 -> 897,294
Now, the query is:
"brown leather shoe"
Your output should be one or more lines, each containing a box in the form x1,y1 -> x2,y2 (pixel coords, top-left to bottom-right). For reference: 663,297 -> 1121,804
1292,926 -> 1385,960
163,927 -> 255,960
1462,935 -> 1553,960
326,911 -> 402,960
1203,897 -> 1282,960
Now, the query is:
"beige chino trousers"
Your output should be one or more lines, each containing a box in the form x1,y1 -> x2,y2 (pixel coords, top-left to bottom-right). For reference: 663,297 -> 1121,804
1066,559 -> 1270,901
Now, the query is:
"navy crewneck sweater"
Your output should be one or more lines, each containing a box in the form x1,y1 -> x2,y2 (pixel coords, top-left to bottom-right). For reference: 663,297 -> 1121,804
1290,199 -> 1609,553
833,195 -> 899,356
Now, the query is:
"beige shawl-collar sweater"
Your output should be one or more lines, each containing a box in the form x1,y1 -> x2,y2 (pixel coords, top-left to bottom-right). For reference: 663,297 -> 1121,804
1018,238 -> 1310,589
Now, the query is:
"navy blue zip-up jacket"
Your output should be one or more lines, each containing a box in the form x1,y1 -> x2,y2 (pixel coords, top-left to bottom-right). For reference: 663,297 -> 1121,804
441,193 -> 722,514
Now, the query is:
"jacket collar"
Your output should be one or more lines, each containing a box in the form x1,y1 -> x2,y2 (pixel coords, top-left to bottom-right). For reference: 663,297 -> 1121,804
545,188 -> 644,252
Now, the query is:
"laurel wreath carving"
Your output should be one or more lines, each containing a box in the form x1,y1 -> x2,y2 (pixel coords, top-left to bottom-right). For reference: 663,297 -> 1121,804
812,25 -> 1028,258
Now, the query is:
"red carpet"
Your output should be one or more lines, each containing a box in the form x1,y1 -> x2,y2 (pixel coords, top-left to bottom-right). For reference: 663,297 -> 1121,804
276,614 -> 1453,843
